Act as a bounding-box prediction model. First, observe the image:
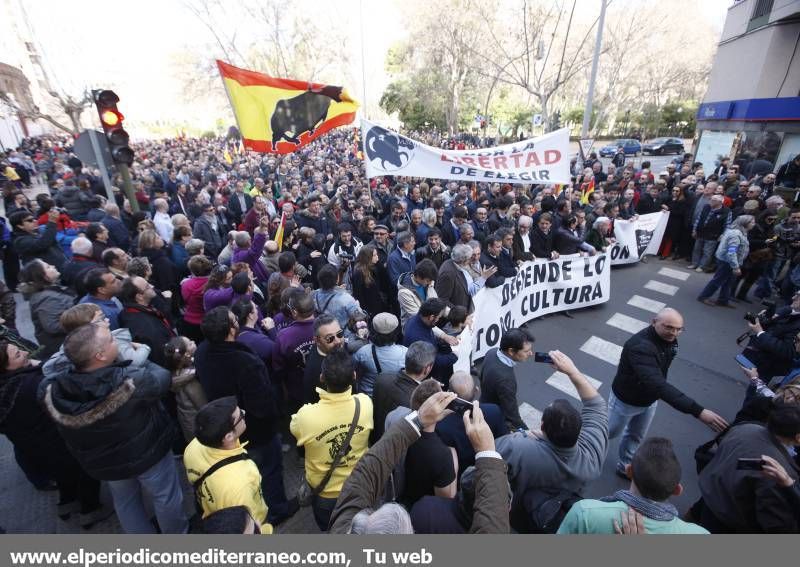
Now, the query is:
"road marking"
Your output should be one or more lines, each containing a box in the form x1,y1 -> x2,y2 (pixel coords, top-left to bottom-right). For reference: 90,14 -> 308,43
627,295 -> 666,313
658,267 -> 690,281
580,336 -> 623,365
644,280 -> 679,296
606,312 -> 649,334
518,402 -> 542,430
546,371 -> 603,400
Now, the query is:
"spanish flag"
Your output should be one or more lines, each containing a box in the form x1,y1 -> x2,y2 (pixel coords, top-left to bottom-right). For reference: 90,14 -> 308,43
579,177 -> 595,205
217,60 -> 358,154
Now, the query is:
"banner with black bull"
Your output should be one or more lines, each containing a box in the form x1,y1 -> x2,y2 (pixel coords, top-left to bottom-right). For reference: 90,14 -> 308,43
360,119 -> 571,184
458,253 -> 611,364
609,211 -> 670,265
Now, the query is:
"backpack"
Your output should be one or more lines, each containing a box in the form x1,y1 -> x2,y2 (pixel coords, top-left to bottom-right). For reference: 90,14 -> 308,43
516,486 -> 582,534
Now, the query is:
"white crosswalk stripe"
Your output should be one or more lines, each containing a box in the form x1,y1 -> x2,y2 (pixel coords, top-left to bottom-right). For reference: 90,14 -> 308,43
658,267 -> 690,281
644,280 -> 679,296
545,371 -> 603,400
627,295 -> 666,313
518,402 -> 542,430
606,312 -> 649,334
580,336 -> 623,365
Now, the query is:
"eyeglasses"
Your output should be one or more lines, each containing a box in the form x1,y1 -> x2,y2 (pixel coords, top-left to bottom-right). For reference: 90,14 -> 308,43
661,324 -> 684,333
323,330 -> 345,344
232,408 -> 246,428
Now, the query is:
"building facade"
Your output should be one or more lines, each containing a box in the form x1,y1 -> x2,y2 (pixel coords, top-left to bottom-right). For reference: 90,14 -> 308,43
695,0 -> 800,184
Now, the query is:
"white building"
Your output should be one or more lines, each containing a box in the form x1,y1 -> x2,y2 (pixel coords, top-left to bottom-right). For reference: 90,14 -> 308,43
695,0 -> 800,181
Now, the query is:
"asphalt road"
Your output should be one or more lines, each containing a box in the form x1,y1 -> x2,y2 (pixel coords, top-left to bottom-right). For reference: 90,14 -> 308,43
511,256 -> 749,512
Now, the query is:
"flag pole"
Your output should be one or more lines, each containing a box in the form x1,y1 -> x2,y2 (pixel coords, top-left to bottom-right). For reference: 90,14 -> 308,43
216,60 -> 248,150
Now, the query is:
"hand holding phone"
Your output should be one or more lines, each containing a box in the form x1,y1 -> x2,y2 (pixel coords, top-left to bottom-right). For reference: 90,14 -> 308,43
735,354 -> 756,370
737,458 -> 764,471
446,397 -> 474,414
534,352 -> 553,364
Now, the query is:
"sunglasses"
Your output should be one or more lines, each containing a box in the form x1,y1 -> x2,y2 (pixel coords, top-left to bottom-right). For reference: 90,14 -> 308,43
323,330 -> 345,344
232,408 -> 246,428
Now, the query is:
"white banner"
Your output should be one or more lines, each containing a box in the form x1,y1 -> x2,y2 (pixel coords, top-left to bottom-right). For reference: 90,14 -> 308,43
468,253 -> 611,361
361,120 -> 570,184
610,211 -> 670,265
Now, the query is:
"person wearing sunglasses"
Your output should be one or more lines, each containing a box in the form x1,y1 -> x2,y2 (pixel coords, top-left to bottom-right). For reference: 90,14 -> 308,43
303,314 -> 345,405
9,209 -> 66,271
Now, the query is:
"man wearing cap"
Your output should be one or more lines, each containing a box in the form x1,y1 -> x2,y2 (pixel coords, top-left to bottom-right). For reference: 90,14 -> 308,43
353,313 -> 408,397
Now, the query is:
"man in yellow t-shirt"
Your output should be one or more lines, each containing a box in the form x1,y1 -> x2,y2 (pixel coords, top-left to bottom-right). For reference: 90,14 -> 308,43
291,350 -> 373,531
184,396 -> 273,534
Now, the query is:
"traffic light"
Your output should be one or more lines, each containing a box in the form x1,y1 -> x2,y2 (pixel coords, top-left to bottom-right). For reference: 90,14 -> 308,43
93,89 -> 134,166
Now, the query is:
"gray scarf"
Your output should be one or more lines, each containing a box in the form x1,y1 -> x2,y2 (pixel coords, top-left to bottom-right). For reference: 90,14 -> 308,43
599,490 -> 678,521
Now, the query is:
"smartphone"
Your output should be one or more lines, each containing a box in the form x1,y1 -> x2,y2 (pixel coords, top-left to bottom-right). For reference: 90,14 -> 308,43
735,354 -> 756,370
534,352 -> 553,364
736,458 -> 764,471
446,397 -> 474,414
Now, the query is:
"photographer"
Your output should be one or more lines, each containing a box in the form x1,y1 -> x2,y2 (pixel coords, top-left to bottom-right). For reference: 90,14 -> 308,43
327,222 -> 363,290
743,291 -> 800,382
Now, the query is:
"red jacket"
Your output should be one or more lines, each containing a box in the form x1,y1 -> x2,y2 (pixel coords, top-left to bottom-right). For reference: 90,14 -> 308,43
181,276 -> 209,325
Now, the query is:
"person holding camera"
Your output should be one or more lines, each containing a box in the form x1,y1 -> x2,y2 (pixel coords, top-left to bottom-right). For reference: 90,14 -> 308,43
743,291 -> 800,383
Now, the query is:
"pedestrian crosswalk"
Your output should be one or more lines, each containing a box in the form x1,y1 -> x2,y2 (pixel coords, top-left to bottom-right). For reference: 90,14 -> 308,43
606,312 -> 649,334
644,280 -> 679,296
518,402 -> 542,430
627,295 -> 666,313
545,371 -> 603,400
658,267 -> 691,281
580,336 -> 623,365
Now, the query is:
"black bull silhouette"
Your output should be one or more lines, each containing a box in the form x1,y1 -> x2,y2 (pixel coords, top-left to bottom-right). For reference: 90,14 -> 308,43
270,85 -> 348,147
364,127 -> 414,169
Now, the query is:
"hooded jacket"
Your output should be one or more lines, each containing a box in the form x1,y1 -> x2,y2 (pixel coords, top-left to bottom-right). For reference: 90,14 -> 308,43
19,284 -> 76,359
42,360 -> 175,481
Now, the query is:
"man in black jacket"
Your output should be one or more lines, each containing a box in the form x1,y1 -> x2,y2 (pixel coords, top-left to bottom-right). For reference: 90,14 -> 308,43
609,308 -> 728,475
196,307 -> 298,525
117,277 -> 176,367
480,234 -> 517,288
415,228 -> 450,269
743,293 -> 800,382
697,405 -> 800,533
10,209 -> 66,270
689,195 -> 730,271
479,329 -> 533,431
42,323 -> 187,533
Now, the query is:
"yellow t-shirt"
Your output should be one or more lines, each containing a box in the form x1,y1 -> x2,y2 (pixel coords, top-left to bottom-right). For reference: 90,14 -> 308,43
3,166 -> 20,181
183,438 -> 273,534
290,388 -> 374,499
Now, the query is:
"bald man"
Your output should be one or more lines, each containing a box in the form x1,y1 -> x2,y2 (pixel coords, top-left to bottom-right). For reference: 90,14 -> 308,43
608,308 -> 728,476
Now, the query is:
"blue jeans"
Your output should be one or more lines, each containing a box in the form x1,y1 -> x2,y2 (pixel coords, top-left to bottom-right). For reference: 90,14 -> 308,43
755,257 -> 787,299
608,392 -> 658,467
107,452 -> 188,534
247,434 -> 291,522
312,494 -> 338,531
698,261 -> 734,305
691,238 -> 717,269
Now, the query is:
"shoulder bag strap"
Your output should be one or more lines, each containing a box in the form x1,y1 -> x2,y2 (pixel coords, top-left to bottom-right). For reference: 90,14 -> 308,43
371,344 -> 382,374
311,396 -> 361,496
193,453 -> 251,507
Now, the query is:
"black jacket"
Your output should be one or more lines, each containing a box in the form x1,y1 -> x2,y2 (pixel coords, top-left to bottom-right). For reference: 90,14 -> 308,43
611,326 -> 703,416
60,255 -> 100,296
42,360 -> 175,481
699,423 -> 799,533
141,247 -> 177,293
372,369 -> 419,441
512,231 -> 535,262
435,259 -> 473,312
529,226 -> 555,259
480,250 -> 516,288
118,303 -> 177,367
695,205 -> 731,240
743,309 -> 800,379
487,211 -> 514,234
227,192 -> 253,224
12,222 -> 66,270
415,244 -> 450,269
194,340 -> 279,445
479,348 -> 525,430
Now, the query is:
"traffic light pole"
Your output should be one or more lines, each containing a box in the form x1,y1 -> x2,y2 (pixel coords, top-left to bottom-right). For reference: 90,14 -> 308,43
87,130 -> 116,203
116,163 -> 139,213
580,0 -> 607,141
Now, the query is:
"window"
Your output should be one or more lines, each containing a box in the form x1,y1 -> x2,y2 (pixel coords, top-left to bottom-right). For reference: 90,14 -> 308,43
748,0 -> 773,31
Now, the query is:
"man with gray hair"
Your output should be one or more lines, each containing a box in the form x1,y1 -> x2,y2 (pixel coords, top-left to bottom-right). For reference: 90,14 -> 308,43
61,236 -> 101,296
689,194 -> 730,272
372,341 -> 437,441
435,243 -> 496,313
387,231 -> 417,287
101,203 -> 130,251
152,198 -> 173,244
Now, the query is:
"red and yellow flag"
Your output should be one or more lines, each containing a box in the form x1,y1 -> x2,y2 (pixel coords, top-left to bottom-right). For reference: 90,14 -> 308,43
579,177 -> 595,205
217,60 -> 358,154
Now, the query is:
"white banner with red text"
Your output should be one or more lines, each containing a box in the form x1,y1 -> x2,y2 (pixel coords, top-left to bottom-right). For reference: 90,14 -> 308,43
361,120 -> 571,184
455,253 -> 611,367
609,211 -> 670,265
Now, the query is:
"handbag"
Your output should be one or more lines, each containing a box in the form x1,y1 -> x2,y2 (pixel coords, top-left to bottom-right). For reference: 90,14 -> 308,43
297,396 -> 361,507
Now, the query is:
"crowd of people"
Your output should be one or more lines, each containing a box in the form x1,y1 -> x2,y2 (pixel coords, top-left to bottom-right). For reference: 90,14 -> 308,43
0,130 -> 798,535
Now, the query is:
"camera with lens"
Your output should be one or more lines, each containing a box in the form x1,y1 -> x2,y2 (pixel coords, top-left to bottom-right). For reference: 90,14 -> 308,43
744,300 -> 776,326
338,251 -> 354,269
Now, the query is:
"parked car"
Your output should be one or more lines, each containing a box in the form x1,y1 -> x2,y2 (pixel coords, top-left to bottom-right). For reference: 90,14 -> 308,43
642,137 -> 685,155
599,139 -> 642,157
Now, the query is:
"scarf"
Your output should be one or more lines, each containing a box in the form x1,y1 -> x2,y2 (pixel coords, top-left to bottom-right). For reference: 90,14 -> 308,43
599,490 -> 678,521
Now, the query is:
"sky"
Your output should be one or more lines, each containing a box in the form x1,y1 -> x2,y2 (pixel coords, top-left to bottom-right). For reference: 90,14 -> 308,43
16,0 -> 731,133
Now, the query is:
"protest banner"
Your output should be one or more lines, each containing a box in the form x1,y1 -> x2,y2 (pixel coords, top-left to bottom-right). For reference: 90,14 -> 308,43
361,119 -> 570,184
468,253 -> 611,361
610,211 -> 670,265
